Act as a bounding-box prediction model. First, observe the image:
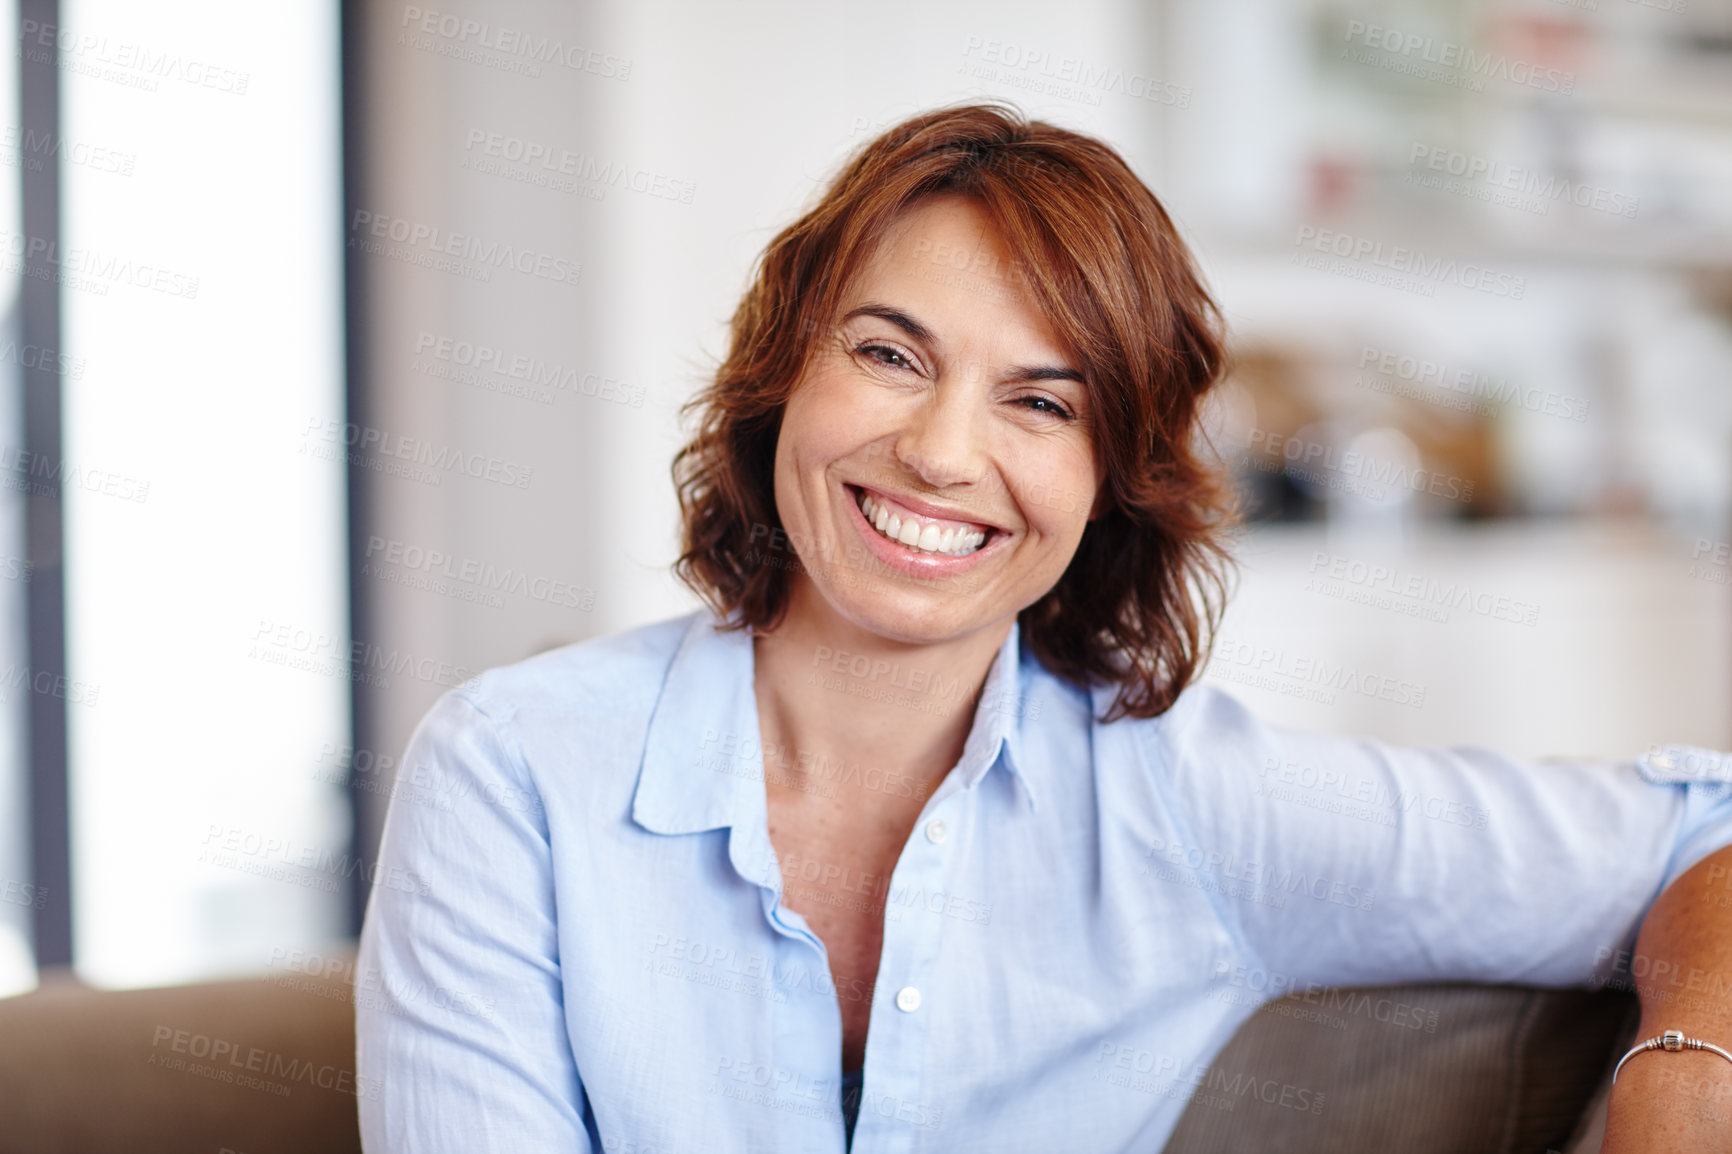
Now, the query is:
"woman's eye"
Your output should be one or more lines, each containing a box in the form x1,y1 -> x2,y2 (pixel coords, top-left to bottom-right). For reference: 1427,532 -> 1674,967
1018,395 -> 1075,421
855,342 -> 914,371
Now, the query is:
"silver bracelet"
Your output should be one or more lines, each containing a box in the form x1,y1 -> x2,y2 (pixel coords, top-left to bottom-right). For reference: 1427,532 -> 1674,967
1612,1029 -> 1732,1084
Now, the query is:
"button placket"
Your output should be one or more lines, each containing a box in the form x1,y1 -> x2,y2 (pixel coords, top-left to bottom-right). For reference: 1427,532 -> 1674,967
853,791 -> 968,1154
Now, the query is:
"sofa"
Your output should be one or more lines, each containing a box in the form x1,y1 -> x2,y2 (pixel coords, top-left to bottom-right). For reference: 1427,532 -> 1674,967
0,957 -> 1636,1153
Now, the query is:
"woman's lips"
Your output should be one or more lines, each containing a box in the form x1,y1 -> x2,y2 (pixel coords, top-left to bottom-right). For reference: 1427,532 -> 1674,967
857,491 -> 987,556
843,483 -> 1008,576
855,483 -> 999,532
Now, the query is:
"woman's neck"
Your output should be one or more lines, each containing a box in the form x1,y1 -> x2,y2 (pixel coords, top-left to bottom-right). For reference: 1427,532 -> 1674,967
750,578 -> 1013,809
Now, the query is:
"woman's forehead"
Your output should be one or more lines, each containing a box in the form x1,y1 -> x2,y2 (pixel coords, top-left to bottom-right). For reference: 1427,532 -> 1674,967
843,197 -> 1068,358
867,195 -> 1011,274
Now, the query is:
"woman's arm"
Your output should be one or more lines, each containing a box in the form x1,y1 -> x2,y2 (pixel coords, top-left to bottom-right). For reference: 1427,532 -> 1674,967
357,687 -> 593,1153
1144,688 -> 1732,995
1603,843 -> 1732,1153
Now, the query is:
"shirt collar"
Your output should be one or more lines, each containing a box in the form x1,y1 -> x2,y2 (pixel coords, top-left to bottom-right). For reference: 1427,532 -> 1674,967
631,609 -> 1036,838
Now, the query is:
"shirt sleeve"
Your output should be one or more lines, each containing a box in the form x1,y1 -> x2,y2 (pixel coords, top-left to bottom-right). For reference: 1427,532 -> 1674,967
1144,684 -> 1732,993
356,686 -> 593,1153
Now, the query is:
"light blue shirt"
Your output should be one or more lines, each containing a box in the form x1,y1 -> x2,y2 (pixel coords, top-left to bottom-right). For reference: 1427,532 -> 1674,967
356,607 -> 1732,1153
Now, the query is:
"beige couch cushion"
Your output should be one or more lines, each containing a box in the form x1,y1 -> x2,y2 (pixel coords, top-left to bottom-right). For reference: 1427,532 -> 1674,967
1162,984 -> 1638,1154
0,967 -> 362,1154
0,970 -> 1634,1153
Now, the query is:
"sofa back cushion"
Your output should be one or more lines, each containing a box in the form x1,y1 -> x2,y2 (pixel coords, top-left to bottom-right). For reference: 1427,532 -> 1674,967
1161,984 -> 1638,1154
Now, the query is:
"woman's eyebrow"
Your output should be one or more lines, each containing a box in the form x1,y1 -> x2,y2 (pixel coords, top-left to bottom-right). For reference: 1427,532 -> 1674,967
842,303 -> 936,345
1007,364 -> 1085,384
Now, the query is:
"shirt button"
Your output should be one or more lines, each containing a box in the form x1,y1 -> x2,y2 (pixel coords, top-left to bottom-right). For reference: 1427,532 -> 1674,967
895,986 -> 922,1013
924,820 -> 947,844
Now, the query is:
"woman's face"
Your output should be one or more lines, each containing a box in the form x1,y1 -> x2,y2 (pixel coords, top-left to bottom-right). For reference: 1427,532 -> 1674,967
771,193 -> 1105,645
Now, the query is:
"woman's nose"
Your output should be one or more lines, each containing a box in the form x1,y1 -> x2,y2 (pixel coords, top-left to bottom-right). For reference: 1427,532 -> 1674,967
893,374 -> 988,489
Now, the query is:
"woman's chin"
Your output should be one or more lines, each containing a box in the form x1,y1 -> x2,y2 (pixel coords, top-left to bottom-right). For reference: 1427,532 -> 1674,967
814,585 -> 997,647
783,552 -> 1021,646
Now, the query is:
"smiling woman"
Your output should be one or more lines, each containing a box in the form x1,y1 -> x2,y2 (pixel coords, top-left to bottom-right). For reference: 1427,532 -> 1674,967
674,105 -> 1233,721
355,104 -> 1732,1154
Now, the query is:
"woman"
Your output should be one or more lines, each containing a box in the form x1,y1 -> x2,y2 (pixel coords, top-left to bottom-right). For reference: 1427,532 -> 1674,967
356,104 -> 1732,1152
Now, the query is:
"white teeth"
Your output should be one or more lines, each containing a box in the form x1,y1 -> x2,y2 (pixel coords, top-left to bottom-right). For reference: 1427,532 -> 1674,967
854,489 -> 990,556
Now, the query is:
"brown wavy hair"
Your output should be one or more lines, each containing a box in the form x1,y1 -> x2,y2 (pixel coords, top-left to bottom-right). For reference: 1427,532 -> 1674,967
671,102 -> 1236,721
